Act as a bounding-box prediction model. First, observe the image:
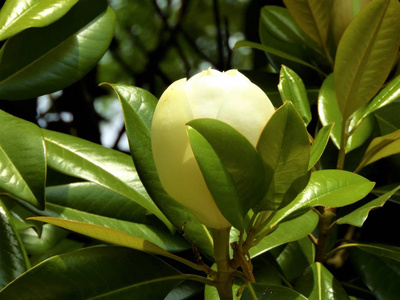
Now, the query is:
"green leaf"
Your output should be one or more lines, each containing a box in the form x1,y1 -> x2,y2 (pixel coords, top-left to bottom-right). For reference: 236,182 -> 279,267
28,202 -> 189,253
0,0 -> 115,100
249,210 -> 319,258
0,0 -> 79,40
275,238 -> 315,282
282,0 -> 331,50
358,74 -> 400,122
337,185 -> 400,227
0,110 -> 45,209
243,284 -> 308,300
309,123 -> 334,170
0,246 -> 184,299
187,118 -> 266,230
278,65 -> 312,125
318,74 -> 374,152
234,40 -> 326,76
42,129 -> 173,231
0,198 -> 30,289
46,182 -> 148,223
103,83 -> 213,258
355,129 -> 400,172
28,216 -> 202,271
295,262 -> 350,299
257,101 -> 310,211
334,0 -> 400,121
269,170 -> 375,226
350,247 -> 400,299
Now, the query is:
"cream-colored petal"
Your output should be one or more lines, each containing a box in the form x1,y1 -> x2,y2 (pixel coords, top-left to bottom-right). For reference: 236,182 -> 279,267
152,77 -> 230,229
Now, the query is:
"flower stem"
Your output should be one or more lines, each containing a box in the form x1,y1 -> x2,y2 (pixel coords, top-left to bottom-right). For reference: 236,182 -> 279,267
212,227 -> 234,300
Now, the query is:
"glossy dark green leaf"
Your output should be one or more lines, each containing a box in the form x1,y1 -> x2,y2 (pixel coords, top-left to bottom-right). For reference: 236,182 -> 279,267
374,102 -> 400,135
103,83 -> 213,258
278,66 -> 311,125
318,74 -> 374,152
358,74 -> 400,123
187,118 -> 266,230
0,110 -> 45,209
28,202 -> 189,253
0,0 -> 78,40
46,182 -> 148,223
249,210 -> 319,258
282,0 -> 331,50
42,129 -> 173,231
275,237 -> 315,282
0,246 -> 184,299
243,284 -> 308,300
350,247 -> 400,299
295,262 -> 350,299
309,123 -> 334,170
337,185 -> 400,227
28,216 -> 201,271
257,101 -> 310,211
334,0 -> 400,121
0,0 -> 115,100
355,129 -> 400,172
0,198 -> 30,289
19,224 -> 68,255
234,41 -> 325,76
268,170 -> 375,226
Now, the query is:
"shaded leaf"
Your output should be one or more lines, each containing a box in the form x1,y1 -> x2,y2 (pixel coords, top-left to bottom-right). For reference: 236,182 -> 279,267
187,118 -> 266,230
278,65 -> 311,125
337,185 -> 400,227
103,83 -> 213,258
42,129 -> 173,231
0,110 -> 45,209
309,123 -> 334,170
350,247 -> 400,299
0,198 -> 30,289
243,284 -> 308,300
0,0 -> 115,100
295,262 -> 350,299
0,246 -> 184,299
355,129 -> 400,172
334,0 -> 400,120
0,0 -> 78,40
234,40 -> 325,76
257,101 -> 310,211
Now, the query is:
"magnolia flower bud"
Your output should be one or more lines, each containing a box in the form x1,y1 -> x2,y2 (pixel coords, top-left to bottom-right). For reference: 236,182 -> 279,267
151,69 -> 275,229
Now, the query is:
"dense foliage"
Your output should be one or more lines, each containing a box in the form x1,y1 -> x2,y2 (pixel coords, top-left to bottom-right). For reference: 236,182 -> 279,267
0,0 -> 400,299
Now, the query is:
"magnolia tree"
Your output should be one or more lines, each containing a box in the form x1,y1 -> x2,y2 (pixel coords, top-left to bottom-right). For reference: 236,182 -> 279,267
1,0 -> 400,299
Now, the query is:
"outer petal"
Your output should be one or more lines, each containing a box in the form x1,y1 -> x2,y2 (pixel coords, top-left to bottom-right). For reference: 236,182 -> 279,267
217,72 -> 275,146
152,78 -> 230,229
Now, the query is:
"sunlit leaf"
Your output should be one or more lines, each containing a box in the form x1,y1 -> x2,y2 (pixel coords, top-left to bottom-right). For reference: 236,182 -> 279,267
309,123 -> 334,170
334,0 -> 400,120
42,129 -> 173,231
103,83 -> 213,258
0,246 -> 185,299
0,0 -> 115,100
0,0 -> 78,40
257,101 -> 310,211
337,185 -> 400,227
278,65 -> 311,125
0,110 -> 45,208
187,118 -> 266,230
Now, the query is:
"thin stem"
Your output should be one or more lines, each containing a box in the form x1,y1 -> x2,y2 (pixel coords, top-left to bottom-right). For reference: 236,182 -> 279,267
212,227 -> 234,300
315,207 -> 336,263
